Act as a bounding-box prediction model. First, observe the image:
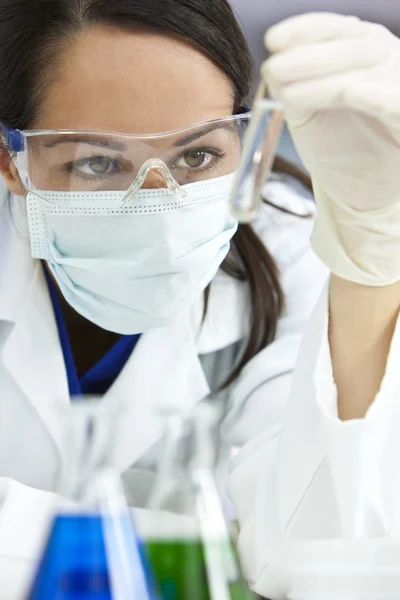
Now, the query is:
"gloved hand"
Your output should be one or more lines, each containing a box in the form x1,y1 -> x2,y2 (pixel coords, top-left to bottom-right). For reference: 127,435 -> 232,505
262,13 -> 400,286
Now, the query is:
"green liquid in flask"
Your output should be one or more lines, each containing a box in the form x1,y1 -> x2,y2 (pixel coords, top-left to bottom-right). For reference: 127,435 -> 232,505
147,538 -> 255,600
147,406 -> 256,600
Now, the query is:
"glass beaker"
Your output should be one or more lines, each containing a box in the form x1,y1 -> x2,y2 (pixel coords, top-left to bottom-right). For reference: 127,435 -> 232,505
25,398 -> 160,600
145,404 -> 255,600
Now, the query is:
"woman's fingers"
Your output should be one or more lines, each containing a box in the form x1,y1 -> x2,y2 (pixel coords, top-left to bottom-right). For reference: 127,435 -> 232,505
265,12 -> 369,53
262,14 -> 400,125
272,73 -> 400,125
264,28 -> 388,87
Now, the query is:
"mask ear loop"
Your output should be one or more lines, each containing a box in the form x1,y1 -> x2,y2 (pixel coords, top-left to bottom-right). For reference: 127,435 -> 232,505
121,158 -> 187,206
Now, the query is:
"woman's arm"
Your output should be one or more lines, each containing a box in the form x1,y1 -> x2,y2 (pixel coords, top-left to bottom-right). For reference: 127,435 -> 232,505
264,14 -> 400,419
230,13 -> 400,599
329,277 -> 400,420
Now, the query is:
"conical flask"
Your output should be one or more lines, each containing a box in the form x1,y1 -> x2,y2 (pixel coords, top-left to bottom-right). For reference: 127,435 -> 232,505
26,398 -> 160,600
145,404 -> 256,600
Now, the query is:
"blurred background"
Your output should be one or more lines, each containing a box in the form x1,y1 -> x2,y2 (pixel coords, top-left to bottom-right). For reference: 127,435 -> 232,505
229,0 -> 400,165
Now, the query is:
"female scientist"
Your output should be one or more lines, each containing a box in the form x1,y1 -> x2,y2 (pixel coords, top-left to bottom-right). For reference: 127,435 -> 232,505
0,0 -> 399,597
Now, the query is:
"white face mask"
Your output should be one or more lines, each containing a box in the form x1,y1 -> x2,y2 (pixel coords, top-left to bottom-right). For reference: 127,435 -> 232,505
26,174 -> 238,334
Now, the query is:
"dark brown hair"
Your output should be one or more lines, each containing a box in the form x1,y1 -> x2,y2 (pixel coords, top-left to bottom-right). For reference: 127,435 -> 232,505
0,0 -> 312,386
217,155 -> 312,386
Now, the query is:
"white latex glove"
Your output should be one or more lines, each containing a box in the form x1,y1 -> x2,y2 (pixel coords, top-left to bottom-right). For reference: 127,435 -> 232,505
263,13 -> 400,286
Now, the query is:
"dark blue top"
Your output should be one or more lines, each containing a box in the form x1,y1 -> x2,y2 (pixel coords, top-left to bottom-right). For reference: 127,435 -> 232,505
44,269 -> 140,397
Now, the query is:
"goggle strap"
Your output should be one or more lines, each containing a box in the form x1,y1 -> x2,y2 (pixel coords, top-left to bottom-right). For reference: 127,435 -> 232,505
0,124 -> 24,153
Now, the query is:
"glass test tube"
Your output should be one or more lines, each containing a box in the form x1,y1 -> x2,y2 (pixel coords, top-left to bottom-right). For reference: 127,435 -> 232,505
230,80 -> 284,223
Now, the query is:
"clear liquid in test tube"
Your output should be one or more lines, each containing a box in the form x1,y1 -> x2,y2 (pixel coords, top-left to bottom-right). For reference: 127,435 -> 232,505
230,81 -> 284,223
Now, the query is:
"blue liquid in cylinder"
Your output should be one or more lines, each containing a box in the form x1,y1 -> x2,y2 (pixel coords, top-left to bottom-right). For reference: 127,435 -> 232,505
27,514 -> 159,600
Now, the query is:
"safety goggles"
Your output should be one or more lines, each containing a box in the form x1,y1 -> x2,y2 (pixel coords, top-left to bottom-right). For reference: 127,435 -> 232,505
1,108 -> 283,206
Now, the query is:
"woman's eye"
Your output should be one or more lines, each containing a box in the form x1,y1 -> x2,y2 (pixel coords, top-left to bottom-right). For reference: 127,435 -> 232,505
70,156 -> 119,176
175,150 -> 212,169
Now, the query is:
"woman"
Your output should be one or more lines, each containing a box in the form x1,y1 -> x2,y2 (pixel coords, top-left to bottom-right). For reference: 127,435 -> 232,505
0,0 -> 325,594
0,0 -> 398,598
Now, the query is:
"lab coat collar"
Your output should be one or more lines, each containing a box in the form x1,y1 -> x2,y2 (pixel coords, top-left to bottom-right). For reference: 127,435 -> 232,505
1,268 -> 210,475
190,271 -> 250,355
1,255 -> 211,472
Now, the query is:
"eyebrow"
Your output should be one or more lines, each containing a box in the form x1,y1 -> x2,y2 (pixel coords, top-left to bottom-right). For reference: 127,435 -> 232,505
173,123 -> 236,147
41,123 -> 237,150
43,136 -> 128,151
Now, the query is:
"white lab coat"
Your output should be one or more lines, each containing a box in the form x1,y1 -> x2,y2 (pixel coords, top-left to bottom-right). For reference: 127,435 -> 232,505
0,173 -> 328,599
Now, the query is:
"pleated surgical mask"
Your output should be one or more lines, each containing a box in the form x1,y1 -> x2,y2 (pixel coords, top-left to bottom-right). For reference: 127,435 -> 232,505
26,173 -> 238,334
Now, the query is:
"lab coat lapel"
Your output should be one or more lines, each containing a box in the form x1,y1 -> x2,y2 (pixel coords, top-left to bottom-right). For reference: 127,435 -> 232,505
0,191 -> 70,461
0,187 -> 212,473
1,262 -> 70,463
1,263 -> 209,473
107,312 -> 211,472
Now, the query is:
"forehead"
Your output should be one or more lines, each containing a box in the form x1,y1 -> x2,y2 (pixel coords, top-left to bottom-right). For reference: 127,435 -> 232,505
34,26 -> 234,134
